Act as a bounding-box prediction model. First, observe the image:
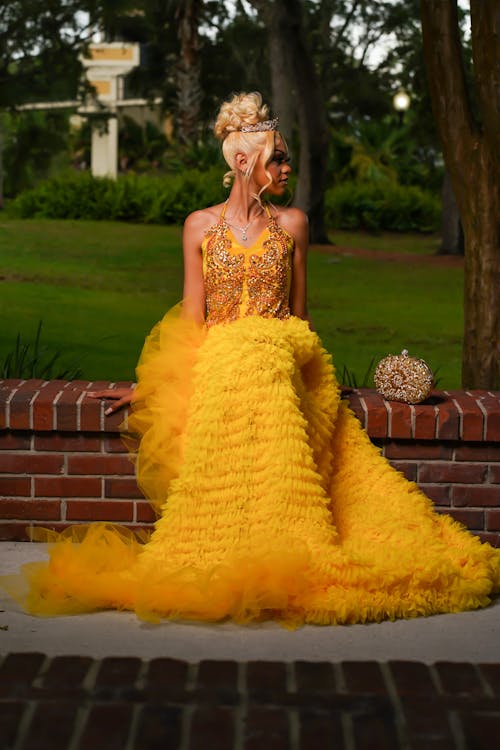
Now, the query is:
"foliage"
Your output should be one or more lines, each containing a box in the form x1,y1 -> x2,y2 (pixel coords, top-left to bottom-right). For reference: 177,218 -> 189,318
0,1 -> 98,108
325,181 -> 439,232
0,1 -> 110,206
2,109 -> 70,197
1,321 -> 83,380
198,9 -> 271,120
306,0 -> 398,124
329,118 -> 443,192
15,112 -> 207,191
99,0 -> 255,140
10,170 -> 439,233
94,0 -> 442,140
1,1 -> 450,209
0,0 -> 464,242
10,170 -> 228,223
339,358 -> 376,389
118,116 -> 170,172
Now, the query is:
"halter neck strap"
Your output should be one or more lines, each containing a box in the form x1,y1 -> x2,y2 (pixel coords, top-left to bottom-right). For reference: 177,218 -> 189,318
220,201 -> 272,222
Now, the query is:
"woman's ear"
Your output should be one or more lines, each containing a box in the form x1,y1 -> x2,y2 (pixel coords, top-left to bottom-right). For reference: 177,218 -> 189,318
234,152 -> 248,174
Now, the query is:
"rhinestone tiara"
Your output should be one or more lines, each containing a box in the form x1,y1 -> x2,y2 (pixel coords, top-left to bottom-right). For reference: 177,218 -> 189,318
240,117 -> 279,133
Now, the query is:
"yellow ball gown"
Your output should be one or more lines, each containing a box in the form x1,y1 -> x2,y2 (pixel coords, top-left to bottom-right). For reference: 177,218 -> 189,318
10,205 -> 500,626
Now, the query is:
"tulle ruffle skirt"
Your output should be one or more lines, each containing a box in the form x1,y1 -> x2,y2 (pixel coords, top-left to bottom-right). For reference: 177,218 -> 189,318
4,308 -> 500,626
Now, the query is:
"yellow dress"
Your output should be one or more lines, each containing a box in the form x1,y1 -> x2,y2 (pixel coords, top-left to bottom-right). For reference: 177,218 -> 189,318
9,205 -> 500,626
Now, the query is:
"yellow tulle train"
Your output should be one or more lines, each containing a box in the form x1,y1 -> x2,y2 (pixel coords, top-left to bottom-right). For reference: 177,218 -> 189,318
4,309 -> 500,627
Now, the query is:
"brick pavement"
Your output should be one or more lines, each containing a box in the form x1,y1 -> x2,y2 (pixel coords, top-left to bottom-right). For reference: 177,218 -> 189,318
1,653 -> 499,748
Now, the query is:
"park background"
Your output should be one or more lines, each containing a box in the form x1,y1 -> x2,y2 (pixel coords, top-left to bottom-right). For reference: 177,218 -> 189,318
0,1 -> 497,391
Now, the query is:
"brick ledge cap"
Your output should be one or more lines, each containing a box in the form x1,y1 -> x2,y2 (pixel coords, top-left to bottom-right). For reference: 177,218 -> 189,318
0,379 -> 499,442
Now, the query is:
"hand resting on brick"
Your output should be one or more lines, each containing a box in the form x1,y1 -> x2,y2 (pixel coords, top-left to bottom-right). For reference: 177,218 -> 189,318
87,387 -> 134,415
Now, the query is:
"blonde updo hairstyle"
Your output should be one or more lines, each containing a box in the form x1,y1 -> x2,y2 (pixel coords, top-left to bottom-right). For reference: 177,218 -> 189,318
214,92 -> 286,200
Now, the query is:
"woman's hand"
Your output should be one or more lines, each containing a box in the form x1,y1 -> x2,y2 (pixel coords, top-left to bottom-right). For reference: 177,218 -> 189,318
87,388 -> 134,415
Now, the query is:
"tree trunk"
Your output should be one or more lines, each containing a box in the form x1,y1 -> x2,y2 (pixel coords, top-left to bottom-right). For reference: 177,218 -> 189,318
250,0 -> 330,243
287,0 -> 330,244
439,171 -> 463,255
0,120 -> 4,210
265,8 -> 295,141
421,0 -> 499,389
176,0 -> 202,145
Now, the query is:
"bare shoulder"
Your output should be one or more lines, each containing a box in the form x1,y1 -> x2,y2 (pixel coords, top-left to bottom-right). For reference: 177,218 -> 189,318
184,203 -> 225,235
271,205 -> 309,243
272,205 -> 307,230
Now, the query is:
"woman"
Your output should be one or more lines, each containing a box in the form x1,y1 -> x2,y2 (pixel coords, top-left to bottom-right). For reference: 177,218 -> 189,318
11,92 -> 500,626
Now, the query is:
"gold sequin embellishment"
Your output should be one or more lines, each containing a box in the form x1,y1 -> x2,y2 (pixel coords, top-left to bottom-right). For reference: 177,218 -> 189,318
246,218 -> 292,320
203,222 -> 245,327
202,210 -> 293,327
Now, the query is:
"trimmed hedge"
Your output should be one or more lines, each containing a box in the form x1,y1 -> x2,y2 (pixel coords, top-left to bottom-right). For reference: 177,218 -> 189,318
11,171 -> 440,232
11,169 -> 228,225
325,181 -> 440,232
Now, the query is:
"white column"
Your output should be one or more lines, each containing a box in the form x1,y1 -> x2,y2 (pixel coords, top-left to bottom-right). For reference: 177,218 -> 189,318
91,115 -> 118,178
81,45 -> 139,180
90,74 -> 118,179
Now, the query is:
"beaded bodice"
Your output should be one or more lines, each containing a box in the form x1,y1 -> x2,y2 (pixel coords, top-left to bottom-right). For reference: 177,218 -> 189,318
202,204 -> 294,327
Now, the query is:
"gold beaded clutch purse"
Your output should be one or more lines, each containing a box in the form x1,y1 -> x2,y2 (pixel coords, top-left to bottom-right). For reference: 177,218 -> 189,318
374,349 -> 434,404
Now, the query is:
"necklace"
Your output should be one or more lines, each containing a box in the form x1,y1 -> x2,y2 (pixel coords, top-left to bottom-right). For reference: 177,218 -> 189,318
224,206 -> 264,241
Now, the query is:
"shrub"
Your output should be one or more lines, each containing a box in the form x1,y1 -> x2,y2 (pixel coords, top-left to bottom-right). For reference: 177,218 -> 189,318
12,172 -> 113,220
11,169 -> 228,224
325,181 -> 440,232
11,171 -> 440,233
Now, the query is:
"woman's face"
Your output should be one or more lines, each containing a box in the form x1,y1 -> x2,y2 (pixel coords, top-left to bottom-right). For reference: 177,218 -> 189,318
254,135 -> 291,195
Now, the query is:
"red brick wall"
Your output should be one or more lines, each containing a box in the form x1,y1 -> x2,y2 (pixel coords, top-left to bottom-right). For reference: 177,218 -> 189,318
0,380 -> 499,546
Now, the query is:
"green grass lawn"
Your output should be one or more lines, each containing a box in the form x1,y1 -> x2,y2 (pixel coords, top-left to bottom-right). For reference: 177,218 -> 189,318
0,218 -> 463,387
329,229 -> 441,255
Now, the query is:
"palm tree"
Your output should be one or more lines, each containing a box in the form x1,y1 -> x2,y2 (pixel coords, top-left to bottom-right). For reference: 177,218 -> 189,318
175,0 -> 203,145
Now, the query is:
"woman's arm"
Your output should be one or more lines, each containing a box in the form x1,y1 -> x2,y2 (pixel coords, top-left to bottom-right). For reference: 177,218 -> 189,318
91,212 -> 209,415
281,208 -> 312,325
181,210 -> 207,324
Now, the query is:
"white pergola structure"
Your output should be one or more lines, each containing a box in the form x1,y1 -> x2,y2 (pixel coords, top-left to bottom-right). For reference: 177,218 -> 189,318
80,43 -> 140,178
17,43 -> 162,179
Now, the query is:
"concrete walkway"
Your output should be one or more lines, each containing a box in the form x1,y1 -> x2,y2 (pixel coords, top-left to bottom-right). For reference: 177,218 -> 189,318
1,542 -> 499,664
